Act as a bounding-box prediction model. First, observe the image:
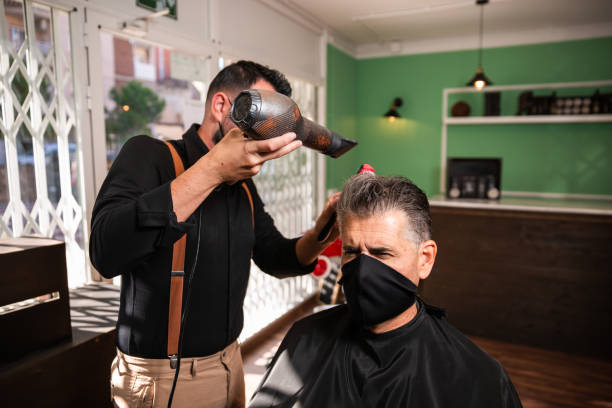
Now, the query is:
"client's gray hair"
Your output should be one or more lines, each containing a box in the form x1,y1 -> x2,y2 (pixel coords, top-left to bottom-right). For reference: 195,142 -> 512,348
337,174 -> 432,245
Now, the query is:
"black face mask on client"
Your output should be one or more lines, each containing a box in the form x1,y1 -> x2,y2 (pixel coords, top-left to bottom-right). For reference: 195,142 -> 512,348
339,254 -> 418,327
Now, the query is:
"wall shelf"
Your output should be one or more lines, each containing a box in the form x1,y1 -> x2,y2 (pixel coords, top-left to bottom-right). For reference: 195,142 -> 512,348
440,80 -> 612,197
444,114 -> 612,125
443,80 -> 612,94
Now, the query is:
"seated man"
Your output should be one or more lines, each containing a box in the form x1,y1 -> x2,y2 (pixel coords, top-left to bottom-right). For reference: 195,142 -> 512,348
249,174 -> 522,408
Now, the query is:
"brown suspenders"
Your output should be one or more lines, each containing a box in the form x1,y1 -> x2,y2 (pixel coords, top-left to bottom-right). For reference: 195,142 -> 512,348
164,141 -> 186,362
164,141 -> 254,365
241,182 -> 254,227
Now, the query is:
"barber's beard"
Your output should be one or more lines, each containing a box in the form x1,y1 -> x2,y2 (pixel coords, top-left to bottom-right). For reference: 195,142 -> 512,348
213,122 -> 225,145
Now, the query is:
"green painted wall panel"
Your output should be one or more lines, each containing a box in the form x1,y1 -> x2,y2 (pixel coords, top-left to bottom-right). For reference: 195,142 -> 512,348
448,124 -> 612,194
326,44 -> 358,192
326,37 -> 612,196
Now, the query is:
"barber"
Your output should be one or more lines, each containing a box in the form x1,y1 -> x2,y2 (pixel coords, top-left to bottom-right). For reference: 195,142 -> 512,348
89,60 -> 339,408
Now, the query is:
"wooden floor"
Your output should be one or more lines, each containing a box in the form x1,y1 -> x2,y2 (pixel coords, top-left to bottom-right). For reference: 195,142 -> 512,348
472,336 -> 612,408
242,306 -> 612,407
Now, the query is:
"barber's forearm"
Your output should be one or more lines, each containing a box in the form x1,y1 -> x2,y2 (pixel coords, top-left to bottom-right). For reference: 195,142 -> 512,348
170,156 -> 222,222
90,203 -> 165,278
295,229 -> 328,266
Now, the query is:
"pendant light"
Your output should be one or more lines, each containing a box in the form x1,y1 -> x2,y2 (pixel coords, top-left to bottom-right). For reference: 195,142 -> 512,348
466,0 -> 492,90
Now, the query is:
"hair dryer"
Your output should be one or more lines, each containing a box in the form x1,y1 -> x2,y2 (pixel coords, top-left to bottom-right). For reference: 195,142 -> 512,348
230,89 -> 357,158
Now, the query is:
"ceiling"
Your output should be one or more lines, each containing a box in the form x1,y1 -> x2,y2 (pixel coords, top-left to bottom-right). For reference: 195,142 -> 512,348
277,0 -> 612,58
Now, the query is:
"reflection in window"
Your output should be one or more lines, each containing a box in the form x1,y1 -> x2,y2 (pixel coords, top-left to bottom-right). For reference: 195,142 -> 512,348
101,33 -> 208,168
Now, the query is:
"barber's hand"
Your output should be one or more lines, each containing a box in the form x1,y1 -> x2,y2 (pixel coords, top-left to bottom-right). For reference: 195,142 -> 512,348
314,192 -> 341,246
296,192 -> 341,266
206,128 -> 302,184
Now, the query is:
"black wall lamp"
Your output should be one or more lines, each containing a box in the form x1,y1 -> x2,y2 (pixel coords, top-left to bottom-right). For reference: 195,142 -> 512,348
466,0 -> 493,90
384,97 -> 403,121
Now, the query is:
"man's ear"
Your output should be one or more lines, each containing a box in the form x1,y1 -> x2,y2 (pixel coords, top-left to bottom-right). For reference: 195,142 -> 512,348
209,91 -> 230,123
417,240 -> 437,280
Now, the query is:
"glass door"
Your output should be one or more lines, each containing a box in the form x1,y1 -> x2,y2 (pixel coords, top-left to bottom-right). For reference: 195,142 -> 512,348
83,8 -> 213,282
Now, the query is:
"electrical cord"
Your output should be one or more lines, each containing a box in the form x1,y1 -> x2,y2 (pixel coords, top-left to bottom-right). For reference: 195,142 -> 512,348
167,207 -> 202,408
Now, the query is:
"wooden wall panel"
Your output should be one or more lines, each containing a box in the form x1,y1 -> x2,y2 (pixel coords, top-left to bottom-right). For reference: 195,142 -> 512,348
421,207 -> 612,360
0,241 -> 71,363
0,331 -> 115,407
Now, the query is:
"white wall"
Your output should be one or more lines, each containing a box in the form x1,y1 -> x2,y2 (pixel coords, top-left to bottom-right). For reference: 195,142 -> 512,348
215,0 -> 324,85
83,0 -> 209,53
82,0 -> 325,84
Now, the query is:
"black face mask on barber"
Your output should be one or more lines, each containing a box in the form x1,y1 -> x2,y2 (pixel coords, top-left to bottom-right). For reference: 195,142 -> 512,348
339,254 -> 418,327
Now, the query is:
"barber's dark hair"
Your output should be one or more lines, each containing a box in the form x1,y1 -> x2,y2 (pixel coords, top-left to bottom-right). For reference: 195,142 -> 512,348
337,174 -> 432,244
206,60 -> 292,104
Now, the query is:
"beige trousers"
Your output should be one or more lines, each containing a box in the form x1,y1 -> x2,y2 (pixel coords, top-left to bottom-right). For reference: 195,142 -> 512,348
110,341 -> 245,408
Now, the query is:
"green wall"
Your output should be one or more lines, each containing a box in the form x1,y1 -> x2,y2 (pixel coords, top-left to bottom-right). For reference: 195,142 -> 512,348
326,44 -> 358,191
326,37 -> 612,196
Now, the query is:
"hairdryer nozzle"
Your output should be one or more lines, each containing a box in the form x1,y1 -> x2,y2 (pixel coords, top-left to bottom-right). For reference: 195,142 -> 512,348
328,136 -> 357,159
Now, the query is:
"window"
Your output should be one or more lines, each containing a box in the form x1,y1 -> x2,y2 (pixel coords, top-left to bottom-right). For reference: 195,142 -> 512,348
100,32 -> 207,168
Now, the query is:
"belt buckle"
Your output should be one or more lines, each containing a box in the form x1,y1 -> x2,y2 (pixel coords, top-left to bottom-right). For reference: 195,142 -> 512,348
169,354 -> 178,369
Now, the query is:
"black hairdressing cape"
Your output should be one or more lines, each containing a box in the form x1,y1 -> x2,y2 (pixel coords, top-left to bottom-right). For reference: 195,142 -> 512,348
249,300 -> 522,408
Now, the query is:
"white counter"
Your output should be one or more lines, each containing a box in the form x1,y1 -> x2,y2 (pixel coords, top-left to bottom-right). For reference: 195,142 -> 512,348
429,195 -> 612,216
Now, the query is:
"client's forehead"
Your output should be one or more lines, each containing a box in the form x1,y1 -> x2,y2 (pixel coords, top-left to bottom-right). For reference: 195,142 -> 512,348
340,210 -> 409,246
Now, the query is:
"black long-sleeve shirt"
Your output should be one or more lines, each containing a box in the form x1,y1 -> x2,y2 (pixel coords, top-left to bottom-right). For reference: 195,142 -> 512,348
90,124 -> 315,358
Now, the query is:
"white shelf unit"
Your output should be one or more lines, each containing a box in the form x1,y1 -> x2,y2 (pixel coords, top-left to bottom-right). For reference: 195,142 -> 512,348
440,80 -> 612,197
445,114 -> 612,125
